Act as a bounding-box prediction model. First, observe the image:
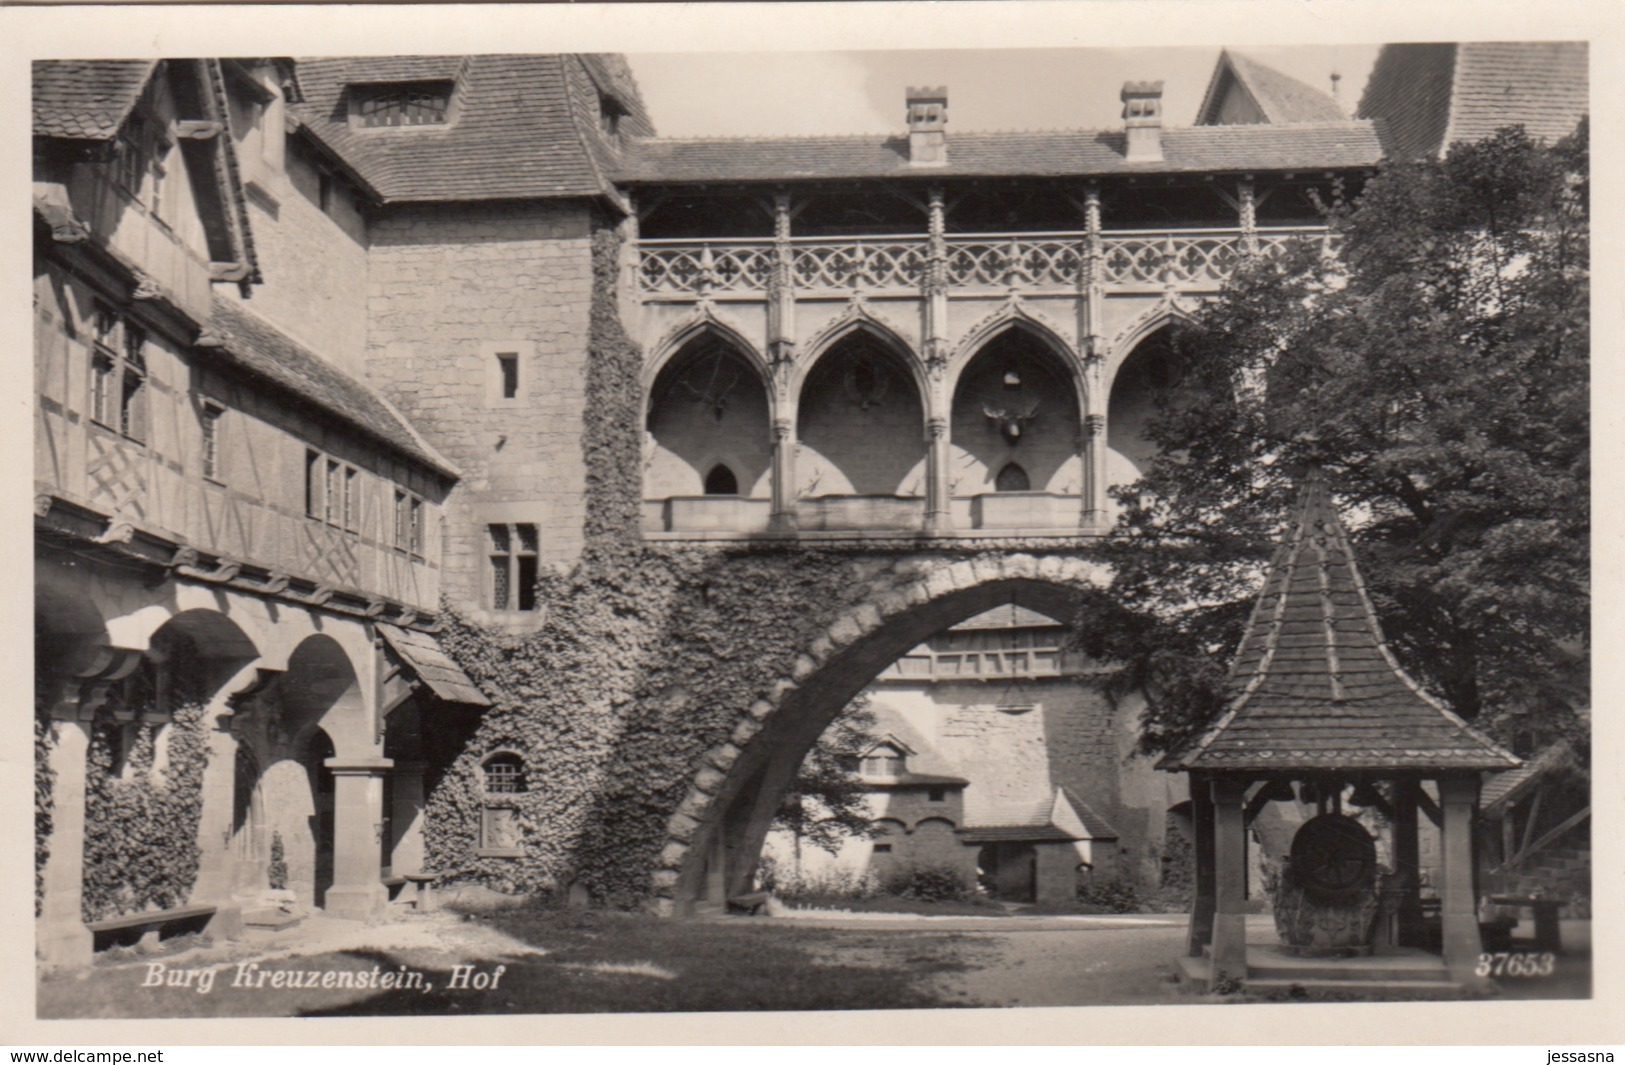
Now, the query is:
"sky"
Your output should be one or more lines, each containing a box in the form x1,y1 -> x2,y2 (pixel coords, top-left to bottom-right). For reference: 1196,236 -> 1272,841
626,46 -> 1383,138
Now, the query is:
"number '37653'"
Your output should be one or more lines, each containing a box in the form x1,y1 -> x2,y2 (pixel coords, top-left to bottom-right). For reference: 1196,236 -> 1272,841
1476,952 -> 1556,977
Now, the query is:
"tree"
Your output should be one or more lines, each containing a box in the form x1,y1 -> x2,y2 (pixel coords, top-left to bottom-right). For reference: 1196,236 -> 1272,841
1078,123 -> 1589,760
772,695 -> 882,867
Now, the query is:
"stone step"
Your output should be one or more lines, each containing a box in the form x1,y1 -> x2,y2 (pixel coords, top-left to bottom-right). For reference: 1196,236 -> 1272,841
242,908 -> 303,930
1244,949 -> 1452,985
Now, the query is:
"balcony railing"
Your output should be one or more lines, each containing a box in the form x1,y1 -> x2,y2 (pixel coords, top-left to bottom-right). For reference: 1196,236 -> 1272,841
638,227 -> 1330,296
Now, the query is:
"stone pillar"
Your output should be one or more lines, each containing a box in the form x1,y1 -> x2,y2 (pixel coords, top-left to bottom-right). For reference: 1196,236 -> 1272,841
1186,776 -> 1217,957
37,715 -> 93,971
1438,774 -> 1484,981
1239,175 -> 1258,256
924,415 -> 952,533
182,695 -> 245,942
390,760 -> 427,875
323,757 -> 393,919
1082,414 -> 1107,529
770,417 -> 798,532
1210,776 -> 1250,981
1392,778 -> 1425,947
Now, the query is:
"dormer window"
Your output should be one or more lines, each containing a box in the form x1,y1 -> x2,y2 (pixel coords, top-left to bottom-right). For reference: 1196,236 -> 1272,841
598,94 -> 626,138
352,82 -> 452,128
862,744 -> 906,777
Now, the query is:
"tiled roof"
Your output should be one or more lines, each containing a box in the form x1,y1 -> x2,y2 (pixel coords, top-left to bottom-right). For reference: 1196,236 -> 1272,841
959,787 -> 1117,842
209,296 -> 457,478
377,623 -> 491,706
1358,42 -> 1587,160
33,60 -> 155,139
1162,470 -> 1518,773
615,122 -> 1383,184
862,704 -> 966,785
949,603 -> 1063,631
1444,43 -> 1587,148
1202,50 -> 1349,125
289,54 -> 652,203
1480,739 -> 1578,813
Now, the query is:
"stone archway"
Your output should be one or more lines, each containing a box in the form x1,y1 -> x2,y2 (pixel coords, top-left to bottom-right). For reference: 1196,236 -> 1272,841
654,552 -> 1111,912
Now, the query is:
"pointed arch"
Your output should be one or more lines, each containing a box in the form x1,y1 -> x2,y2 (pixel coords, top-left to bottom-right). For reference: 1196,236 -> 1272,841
947,308 -> 1082,404
643,313 -> 771,401
1106,297 -> 1201,389
792,312 -> 926,402
795,320 -> 929,499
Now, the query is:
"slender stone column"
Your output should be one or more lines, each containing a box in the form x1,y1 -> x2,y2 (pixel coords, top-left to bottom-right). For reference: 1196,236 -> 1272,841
1438,774 -> 1485,981
1210,776 -> 1250,981
924,415 -> 952,533
1239,176 -> 1258,256
769,417 -> 798,532
1081,414 -> 1107,529
390,760 -> 428,875
37,715 -> 93,971
1391,779 -> 1425,947
1186,774 -> 1217,957
323,757 -> 393,919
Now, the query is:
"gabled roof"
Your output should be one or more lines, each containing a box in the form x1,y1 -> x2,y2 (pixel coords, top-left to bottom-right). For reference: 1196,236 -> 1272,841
960,787 -> 1118,842
33,60 -> 156,139
288,54 -> 653,204
209,296 -> 458,479
1480,738 -> 1581,814
1197,50 -> 1348,125
1161,469 -> 1518,773
950,604 -> 1063,632
859,705 -> 969,787
1356,42 -> 1587,160
615,122 -> 1382,185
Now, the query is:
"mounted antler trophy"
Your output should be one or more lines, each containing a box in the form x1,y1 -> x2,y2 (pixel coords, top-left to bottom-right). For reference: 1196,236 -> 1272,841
983,398 -> 1040,445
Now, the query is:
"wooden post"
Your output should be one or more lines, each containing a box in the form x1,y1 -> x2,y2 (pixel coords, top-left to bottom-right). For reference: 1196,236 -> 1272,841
1211,776 -> 1250,981
1392,779 -> 1425,947
1438,774 -> 1485,982
1186,774 -> 1217,957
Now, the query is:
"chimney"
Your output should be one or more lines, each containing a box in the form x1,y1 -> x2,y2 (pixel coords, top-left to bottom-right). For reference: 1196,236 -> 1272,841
1121,80 -> 1164,163
906,86 -> 948,165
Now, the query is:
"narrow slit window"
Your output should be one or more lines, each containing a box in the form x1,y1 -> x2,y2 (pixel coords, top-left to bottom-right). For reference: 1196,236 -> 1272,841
306,450 -> 323,518
497,353 -> 519,399
325,459 -> 342,525
343,466 -> 358,532
200,402 -> 224,482
394,489 -> 408,548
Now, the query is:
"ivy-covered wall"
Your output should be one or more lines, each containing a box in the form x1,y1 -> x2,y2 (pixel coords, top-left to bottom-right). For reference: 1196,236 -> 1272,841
421,222 -> 1119,905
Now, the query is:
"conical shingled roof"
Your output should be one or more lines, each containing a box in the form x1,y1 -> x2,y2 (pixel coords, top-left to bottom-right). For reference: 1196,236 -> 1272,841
1162,470 -> 1518,773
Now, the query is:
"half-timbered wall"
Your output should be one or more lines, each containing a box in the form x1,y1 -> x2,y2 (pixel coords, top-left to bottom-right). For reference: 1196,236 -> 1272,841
34,258 -> 444,613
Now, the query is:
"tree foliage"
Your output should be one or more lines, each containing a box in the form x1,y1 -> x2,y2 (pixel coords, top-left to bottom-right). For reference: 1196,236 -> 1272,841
773,695 -> 882,856
1079,123 -> 1589,758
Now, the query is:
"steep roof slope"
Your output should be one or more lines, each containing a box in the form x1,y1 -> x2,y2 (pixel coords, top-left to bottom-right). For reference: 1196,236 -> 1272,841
32,60 -> 156,139
1162,470 -> 1517,773
1197,50 -> 1347,125
1357,42 -> 1587,159
289,53 -> 653,203
210,296 -> 458,478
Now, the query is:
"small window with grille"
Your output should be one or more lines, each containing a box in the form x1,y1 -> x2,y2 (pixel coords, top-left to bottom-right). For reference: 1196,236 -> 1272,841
354,83 -> 452,128
483,752 -> 527,795
200,401 -> 225,483
478,751 -> 526,857
488,523 -> 539,611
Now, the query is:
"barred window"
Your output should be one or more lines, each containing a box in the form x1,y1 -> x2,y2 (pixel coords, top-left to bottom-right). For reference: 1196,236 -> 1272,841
483,752 -> 526,795
358,87 -> 450,128
488,522 -> 538,611
200,401 -> 224,482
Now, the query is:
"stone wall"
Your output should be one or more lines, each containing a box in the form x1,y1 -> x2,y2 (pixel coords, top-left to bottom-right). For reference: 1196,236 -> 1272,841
222,138 -> 371,380
364,200 -> 596,617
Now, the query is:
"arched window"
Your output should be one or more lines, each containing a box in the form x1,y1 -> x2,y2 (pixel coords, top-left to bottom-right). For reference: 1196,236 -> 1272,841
995,462 -> 1031,492
703,463 -> 739,496
482,752 -> 527,796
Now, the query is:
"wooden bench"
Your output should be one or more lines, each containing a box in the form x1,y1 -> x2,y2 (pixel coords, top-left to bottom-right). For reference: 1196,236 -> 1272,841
85,904 -> 219,952
1416,898 -> 1519,952
726,891 -> 772,916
